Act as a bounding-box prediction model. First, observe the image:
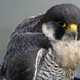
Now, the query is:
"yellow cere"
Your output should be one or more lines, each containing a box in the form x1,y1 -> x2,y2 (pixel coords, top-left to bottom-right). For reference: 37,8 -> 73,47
68,24 -> 77,32
63,23 -> 78,32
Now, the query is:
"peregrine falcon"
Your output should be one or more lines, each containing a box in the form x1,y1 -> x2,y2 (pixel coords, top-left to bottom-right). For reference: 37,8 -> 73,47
0,4 -> 80,80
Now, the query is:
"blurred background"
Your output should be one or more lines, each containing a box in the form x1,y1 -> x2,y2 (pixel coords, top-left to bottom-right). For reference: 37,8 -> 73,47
0,0 -> 80,64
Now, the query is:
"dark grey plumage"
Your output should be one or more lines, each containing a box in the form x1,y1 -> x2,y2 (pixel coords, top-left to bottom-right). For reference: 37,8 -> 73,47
4,34 -> 50,80
0,15 -> 51,80
0,3 -> 80,80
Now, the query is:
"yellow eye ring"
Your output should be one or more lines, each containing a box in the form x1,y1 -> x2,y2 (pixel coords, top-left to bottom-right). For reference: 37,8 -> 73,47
68,24 -> 78,32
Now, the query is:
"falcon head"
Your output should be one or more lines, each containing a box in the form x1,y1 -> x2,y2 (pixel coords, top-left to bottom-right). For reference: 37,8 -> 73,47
41,4 -> 80,41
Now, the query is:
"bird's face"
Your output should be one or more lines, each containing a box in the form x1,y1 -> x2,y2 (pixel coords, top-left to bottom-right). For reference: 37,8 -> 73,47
42,21 -> 79,41
42,4 -> 80,41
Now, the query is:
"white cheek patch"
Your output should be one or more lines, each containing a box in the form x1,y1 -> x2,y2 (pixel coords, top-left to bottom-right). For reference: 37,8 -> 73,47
42,23 -> 55,40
